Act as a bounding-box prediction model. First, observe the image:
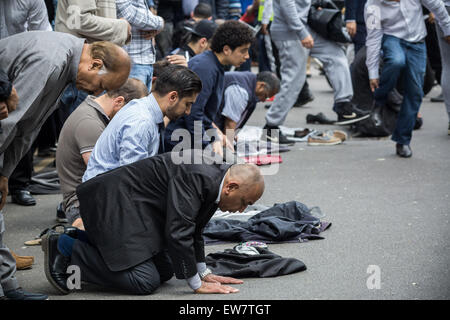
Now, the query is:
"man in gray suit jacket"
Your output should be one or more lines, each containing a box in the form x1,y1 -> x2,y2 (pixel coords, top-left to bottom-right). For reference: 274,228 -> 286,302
42,150 -> 265,295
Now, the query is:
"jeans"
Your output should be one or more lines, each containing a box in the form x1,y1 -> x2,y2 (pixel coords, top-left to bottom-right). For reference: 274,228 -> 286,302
129,64 -> 153,92
374,35 -> 427,145
60,83 -> 89,116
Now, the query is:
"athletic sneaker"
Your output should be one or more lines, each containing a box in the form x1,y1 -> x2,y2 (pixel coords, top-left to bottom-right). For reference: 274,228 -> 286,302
307,132 -> 342,146
262,124 -> 295,145
334,102 -> 370,125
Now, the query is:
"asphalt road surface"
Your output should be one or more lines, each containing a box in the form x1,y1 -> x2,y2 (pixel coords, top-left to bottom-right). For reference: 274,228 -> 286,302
3,68 -> 450,300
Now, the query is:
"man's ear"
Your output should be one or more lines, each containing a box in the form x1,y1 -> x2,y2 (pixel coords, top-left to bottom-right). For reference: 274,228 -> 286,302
168,91 -> 179,104
225,182 -> 239,194
223,45 -> 232,56
89,59 -> 104,71
114,96 -> 125,107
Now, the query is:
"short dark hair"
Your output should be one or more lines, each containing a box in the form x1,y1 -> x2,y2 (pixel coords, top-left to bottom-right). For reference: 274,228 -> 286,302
153,66 -> 202,99
210,20 -> 255,53
193,3 -> 212,19
152,59 -> 172,78
256,71 -> 280,94
106,78 -> 148,103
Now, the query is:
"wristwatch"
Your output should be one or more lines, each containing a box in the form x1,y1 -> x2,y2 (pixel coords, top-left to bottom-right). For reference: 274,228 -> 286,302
199,268 -> 212,280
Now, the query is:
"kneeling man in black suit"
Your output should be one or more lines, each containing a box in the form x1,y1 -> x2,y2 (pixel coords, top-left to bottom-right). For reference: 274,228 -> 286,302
42,150 -> 264,295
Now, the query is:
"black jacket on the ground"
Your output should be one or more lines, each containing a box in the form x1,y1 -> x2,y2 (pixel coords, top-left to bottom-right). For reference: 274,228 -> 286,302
76,150 -> 231,279
203,201 -> 331,244
206,247 -> 307,278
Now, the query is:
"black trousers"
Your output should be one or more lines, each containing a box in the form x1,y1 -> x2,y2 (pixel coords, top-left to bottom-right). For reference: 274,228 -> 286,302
8,148 -> 33,192
70,240 -> 174,295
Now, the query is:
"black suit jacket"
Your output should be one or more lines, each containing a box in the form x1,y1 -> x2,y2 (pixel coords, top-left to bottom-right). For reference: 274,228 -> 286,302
76,151 -> 232,279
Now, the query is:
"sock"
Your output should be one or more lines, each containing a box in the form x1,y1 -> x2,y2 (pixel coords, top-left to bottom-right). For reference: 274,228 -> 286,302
57,234 -> 75,257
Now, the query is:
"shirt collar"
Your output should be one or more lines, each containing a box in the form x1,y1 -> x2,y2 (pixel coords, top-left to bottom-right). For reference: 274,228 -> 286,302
85,95 -> 110,122
215,173 -> 227,204
148,93 -> 164,125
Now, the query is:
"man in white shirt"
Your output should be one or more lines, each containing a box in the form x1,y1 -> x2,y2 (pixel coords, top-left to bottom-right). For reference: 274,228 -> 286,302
365,0 -> 450,157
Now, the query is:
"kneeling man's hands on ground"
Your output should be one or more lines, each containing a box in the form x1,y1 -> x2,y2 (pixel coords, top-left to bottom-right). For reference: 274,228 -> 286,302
195,274 -> 243,294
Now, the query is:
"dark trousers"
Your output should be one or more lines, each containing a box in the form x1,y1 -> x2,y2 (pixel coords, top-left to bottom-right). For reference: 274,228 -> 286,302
8,148 -> 33,192
374,35 -> 427,145
70,240 -> 174,295
353,23 -> 367,55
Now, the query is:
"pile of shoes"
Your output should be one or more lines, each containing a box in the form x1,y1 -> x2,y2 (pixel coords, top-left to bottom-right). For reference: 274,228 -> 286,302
306,130 -> 347,146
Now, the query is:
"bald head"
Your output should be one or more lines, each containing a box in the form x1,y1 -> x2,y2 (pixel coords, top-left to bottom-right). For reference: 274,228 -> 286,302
218,164 -> 265,212
229,164 -> 264,190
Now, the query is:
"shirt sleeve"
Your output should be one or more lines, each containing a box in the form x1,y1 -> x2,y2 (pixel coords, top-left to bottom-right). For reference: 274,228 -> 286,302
344,0 -> 357,22
278,0 -> 310,40
222,85 -> 249,124
165,173 -> 209,280
364,1 -> 383,80
422,0 -> 450,37
262,0 -> 273,25
65,0 -> 130,46
27,0 -> 52,31
117,119 -> 157,166
184,61 -> 217,148
74,118 -> 105,154
116,0 -> 164,31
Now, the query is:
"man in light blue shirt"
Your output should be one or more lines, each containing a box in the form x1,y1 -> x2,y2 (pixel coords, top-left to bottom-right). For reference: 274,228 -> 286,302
83,65 -> 202,182
365,0 -> 450,157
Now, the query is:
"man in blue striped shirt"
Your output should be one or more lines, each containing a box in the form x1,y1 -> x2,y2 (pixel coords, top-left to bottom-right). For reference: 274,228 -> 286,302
116,0 -> 165,90
82,66 -> 202,182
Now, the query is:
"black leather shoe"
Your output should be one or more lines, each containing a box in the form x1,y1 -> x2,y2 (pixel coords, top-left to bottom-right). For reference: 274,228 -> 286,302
396,144 -> 412,158
41,230 -> 71,294
11,190 -> 36,206
56,202 -> 68,223
306,112 -> 335,125
4,287 -> 48,300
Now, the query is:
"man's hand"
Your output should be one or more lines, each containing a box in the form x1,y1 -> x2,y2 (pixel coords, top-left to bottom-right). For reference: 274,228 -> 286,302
6,86 -> 18,112
445,35 -> 450,44
0,102 -> 8,120
212,140 -> 224,157
120,18 -> 132,42
370,78 -> 379,92
301,35 -> 314,49
166,55 -> 188,67
346,21 -> 357,37
195,281 -> 239,294
261,24 -> 269,35
0,176 -> 9,210
428,12 -> 435,24
141,30 -> 158,40
203,273 -> 244,285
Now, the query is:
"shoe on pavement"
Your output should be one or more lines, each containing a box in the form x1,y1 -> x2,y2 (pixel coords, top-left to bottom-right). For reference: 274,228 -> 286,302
307,132 -> 342,146
325,130 -> 347,142
414,117 -> 423,130
41,230 -> 71,294
11,251 -> 34,270
334,102 -> 370,125
11,189 -> 36,206
4,287 -> 48,300
396,144 -> 412,158
263,125 -> 296,145
306,112 -> 335,125
430,92 -> 444,102
56,202 -> 68,223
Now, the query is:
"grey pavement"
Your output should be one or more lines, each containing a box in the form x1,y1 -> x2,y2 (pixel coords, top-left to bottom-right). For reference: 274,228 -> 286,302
3,68 -> 450,300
